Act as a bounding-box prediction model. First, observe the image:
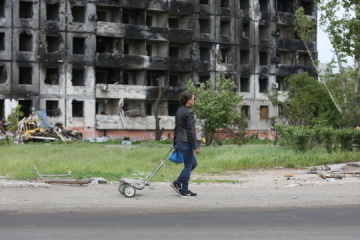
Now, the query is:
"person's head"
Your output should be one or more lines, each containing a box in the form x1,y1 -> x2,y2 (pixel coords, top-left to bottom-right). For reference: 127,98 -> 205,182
179,90 -> 195,106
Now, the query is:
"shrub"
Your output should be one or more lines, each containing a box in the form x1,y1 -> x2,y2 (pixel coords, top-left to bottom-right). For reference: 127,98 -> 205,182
318,127 -> 336,154
335,128 -> 354,152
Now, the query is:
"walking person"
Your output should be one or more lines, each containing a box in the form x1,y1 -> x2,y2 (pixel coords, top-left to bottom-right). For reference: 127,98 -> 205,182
171,90 -> 200,196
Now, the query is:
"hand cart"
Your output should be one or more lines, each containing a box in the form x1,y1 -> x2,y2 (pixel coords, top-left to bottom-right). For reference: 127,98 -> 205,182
119,147 -> 175,197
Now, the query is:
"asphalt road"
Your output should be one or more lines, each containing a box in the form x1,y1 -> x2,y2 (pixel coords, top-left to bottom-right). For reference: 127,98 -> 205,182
1,207 -> 359,240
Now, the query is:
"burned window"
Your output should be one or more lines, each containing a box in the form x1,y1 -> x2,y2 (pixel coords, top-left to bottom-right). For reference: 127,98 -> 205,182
146,73 -> 157,86
19,67 -> 32,85
199,75 -> 209,85
298,52 -> 312,67
200,0 -> 209,5
199,19 -> 210,34
259,25 -> 268,39
46,35 -> 61,53
72,69 -> 85,86
241,105 -> 250,119
260,106 -> 268,120
259,51 -> 268,65
259,0 -> 267,12
301,1 -> 312,15
276,0 -> 294,13
73,37 -> 85,54
123,43 -> 129,54
19,100 -> 32,118
169,75 -> 178,87
220,20 -> 230,36
0,66 -> 7,84
242,22 -> 250,38
0,0 -> 4,18
169,46 -> 179,58
220,0 -> 229,8
0,32 -> 4,51
96,36 -> 121,54
240,50 -> 250,64
46,3 -> 59,21
146,103 -> 153,116
72,100 -> 84,117
259,77 -> 268,92
19,32 -> 32,52
200,47 -> 210,62
20,1 -> 33,19
240,77 -> 250,92
96,7 -> 121,23
71,6 -> 85,23
146,45 -> 152,56
122,72 -> 129,85
45,68 -> 59,85
96,68 -> 121,84
46,100 -> 59,117
122,9 -> 144,25
146,15 -> 152,27
168,102 -> 178,116
220,48 -> 230,63
240,0 -> 249,10
168,18 -> 179,28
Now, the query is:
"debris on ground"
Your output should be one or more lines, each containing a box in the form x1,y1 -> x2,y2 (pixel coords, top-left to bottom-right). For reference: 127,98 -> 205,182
309,162 -> 360,180
16,111 -> 82,143
32,165 -> 90,185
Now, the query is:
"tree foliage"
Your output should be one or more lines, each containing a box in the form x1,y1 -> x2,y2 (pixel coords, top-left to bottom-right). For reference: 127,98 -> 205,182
294,2 -> 360,127
269,73 -> 341,127
186,77 -> 245,144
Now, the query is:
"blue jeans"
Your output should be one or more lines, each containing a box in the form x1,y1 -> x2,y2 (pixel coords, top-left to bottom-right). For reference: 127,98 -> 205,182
175,142 -> 198,191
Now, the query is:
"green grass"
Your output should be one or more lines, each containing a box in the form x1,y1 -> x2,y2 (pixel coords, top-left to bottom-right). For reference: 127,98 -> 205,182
0,142 -> 358,182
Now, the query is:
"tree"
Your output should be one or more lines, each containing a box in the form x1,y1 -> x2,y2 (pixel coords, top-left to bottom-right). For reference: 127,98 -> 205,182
186,77 -> 245,145
6,105 -> 24,141
268,73 -> 341,127
294,3 -> 360,127
154,78 -> 169,141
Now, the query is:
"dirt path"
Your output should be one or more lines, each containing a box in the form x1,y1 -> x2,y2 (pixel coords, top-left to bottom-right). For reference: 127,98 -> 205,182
1,163 -> 359,214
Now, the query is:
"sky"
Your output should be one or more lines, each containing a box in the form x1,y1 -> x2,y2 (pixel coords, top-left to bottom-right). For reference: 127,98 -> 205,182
317,26 -> 333,64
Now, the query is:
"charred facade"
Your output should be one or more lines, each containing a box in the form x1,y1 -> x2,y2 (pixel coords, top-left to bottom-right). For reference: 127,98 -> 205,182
0,0 -> 317,140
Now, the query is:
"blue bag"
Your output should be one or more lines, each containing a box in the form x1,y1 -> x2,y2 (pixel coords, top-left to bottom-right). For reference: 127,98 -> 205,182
168,149 -> 184,163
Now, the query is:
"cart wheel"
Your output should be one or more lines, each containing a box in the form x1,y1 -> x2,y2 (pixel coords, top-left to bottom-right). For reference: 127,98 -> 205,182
119,183 -> 127,194
124,186 -> 136,198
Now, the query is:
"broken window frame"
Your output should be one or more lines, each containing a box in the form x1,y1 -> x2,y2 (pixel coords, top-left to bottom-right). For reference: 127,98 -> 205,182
19,1 -> 33,19
73,37 -> 85,54
45,67 -> 59,85
199,19 -> 211,34
241,105 -> 250,119
46,2 -> 60,21
71,5 -> 86,23
72,68 -> 85,86
0,32 -> 5,51
259,77 -> 268,93
19,66 -> 32,85
46,100 -> 60,117
72,100 -> 84,118
19,32 -> 33,52
46,35 -> 61,53
240,77 -> 250,92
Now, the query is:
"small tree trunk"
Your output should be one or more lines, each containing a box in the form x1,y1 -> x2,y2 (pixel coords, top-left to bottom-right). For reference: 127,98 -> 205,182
154,79 -> 169,141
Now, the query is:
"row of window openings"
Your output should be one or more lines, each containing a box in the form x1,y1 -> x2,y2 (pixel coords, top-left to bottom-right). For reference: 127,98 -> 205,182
44,100 -> 179,118
200,0 -> 313,15
6,0 -> 313,25
6,25 -> 304,54
13,1 -> 188,29
14,66 -> 288,95
43,100 -> 272,121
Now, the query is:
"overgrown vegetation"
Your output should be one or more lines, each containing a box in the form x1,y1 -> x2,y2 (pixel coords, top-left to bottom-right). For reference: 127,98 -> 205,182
1,142 -> 359,181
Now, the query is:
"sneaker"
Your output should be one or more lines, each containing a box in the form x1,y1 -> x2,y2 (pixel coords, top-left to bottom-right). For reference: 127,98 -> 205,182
179,190 -> 197,197
170,181 -> 181,194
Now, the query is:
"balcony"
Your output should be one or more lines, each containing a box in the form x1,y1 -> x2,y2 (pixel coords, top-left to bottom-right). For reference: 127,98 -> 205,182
96,84 -> 147,99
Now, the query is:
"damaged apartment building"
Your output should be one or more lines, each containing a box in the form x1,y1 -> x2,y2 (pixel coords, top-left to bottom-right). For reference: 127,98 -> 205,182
0,0 -> 317,140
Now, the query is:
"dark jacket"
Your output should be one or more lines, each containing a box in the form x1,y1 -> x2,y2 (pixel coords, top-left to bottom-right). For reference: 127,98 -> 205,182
174,105 -> 199,150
